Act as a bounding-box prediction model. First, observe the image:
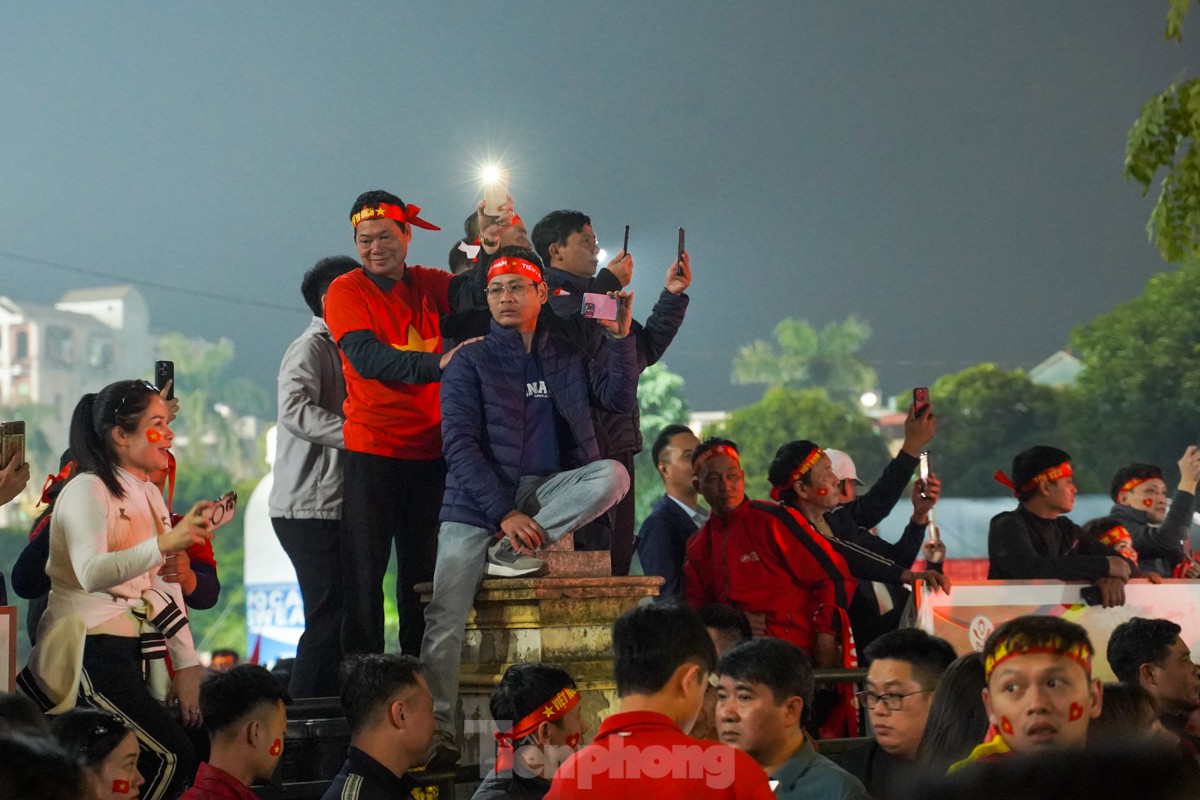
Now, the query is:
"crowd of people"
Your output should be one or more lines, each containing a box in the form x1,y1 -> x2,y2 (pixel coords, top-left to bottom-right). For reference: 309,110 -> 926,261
1,187 -> 1200,799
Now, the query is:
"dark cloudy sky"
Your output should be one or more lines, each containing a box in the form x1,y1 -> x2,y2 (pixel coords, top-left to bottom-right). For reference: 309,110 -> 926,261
0,2 -> 1192,412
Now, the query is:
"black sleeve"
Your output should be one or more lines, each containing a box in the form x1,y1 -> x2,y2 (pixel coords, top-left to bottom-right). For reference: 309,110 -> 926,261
446,262 -> 487,313
635,289 -> 688,370
988,514 -> 1110,580
183,561 -> 220,610
1136,491 -> 1195,562
636,510 -> 686,598
12,523 -> 52,599
826,516 -> 907,583
845,451 -> 919,529
339,330 -> 443,384
591,268 -> 623,294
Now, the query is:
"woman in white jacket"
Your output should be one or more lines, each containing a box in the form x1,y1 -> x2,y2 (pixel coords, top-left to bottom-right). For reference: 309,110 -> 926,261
18,379 -> 214,800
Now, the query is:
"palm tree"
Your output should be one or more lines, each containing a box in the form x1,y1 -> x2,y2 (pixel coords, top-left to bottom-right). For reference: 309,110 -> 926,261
731,315 -> 878,405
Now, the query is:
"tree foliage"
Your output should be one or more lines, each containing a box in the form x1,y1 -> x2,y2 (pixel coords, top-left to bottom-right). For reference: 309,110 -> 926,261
1126,0 -> 1200,262
731,315 -> 878,404
929,364 -> 1071,497
633,363 -> 690,527
712,386 -> 890,501
1068,260 -> 1200,487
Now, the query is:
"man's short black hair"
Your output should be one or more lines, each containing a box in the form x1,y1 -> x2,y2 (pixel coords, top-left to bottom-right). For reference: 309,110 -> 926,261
449,242 -> 471,275
863,628 -> 957,689
531,210 -> 591,269
339,654 -> 423,736
718,638 -> 815,709
1010,445 -> 1072,503
1107,617 -> 1182,684
350,190 -> 407,233
200,664 -> 292,737
651,424 -> 695,469
301,256 -> 359,316
489,664 -> 577,734
464,211 -> 481,242
697,603 -> 752,644
1109,463 -> 1165,501
691,438 -> 739,472
613,602 -> 716,697
767,440 -> 824,502
0,733 -> 88,800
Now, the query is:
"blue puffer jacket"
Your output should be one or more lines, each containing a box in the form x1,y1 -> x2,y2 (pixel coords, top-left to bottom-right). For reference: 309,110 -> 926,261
440,319 -> 637,529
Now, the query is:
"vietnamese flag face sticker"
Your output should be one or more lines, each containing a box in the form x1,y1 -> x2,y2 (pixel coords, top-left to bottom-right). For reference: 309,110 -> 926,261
112,778 -> 131,794
269,738 -> 282,756
146,428 -> 163,443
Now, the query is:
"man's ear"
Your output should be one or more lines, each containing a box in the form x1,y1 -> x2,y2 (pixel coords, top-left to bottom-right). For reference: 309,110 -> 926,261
247,718 -> 262,748
535,721 -> 554,746
389,698 -> 407,730
981,687 -> 997,728
1139,661 -> 1158,687
782,695 -> 804,727
1088,678 -> 1104,719
692,476 -> 701,494
548,241 -> 562,265
536,282 -> 549,305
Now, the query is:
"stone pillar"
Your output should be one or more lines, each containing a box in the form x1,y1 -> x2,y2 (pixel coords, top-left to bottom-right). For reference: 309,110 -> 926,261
416,533 -> 663,767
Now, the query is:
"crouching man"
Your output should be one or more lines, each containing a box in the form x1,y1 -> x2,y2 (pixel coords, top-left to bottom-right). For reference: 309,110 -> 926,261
420,246 -> 635,765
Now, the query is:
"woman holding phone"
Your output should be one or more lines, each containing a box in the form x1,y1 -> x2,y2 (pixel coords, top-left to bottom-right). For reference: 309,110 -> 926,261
17,379 -> 214,800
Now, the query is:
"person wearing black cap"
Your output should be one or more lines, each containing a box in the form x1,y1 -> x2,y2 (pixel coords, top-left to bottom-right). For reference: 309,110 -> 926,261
767,440 -> 948,648
1084,448 -> 1200,578
988,445 -> 1131,606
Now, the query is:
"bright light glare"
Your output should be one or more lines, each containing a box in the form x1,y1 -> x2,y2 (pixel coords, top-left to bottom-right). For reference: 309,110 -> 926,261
859,391 -> 879,408
597,249 -> 608,263
480,164 -> 502,184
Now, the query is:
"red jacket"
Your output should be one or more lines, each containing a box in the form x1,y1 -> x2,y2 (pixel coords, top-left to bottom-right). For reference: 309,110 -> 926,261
546,711 -> 774,800
684,499 -> 855,651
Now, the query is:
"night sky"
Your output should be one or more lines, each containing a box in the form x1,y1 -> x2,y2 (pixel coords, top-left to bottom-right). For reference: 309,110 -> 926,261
1,2 -> 1193,412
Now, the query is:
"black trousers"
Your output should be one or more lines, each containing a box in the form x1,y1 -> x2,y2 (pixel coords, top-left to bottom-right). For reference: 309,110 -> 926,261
574,450 -> 637,575
79,635 -> 195,800
340,451 -> 444,656
272,516 -> 344,697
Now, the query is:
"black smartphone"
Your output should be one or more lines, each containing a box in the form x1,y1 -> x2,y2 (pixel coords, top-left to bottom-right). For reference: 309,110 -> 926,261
622,225 -> 630,256
913,386 -> 930,417
676,227 -> 686,275
155,361 -> 174,400
1080,585 -> 1103,606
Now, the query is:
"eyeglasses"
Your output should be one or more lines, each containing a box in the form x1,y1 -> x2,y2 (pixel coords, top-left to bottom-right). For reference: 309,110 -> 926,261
114,380 -> 159,421
855,690 -> 931,711
486,282 -> 536,298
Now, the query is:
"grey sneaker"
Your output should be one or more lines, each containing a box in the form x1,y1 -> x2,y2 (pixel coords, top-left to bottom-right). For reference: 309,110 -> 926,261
425,728 -> 460,771
485,538 -> 546,577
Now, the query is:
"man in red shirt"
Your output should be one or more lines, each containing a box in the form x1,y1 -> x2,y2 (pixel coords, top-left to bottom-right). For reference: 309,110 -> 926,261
684,439 -> 854,669
324,190 -> 477,657
546,603 -> 775,800
182,665 -> 292,800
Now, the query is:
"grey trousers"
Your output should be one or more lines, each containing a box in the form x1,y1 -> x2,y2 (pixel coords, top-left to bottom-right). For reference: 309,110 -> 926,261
419,459 -> 630,732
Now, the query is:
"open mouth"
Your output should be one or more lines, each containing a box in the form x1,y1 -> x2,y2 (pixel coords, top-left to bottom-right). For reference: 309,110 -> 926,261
1025,722 -> 1058,743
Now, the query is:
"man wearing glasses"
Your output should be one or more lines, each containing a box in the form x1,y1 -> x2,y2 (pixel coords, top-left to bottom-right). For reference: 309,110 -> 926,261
832,628 -> 956,799
420,246 -> 636,765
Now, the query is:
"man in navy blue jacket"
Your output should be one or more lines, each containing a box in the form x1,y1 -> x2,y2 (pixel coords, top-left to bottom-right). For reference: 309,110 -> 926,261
419,246 -> 636,767
635,424 -> 706,598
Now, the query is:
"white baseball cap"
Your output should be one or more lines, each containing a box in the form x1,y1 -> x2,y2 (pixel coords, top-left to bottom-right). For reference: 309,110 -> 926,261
825,449 -> 865,487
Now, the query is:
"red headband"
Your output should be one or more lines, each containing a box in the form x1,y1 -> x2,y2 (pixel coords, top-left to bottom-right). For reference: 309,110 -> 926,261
39,460 -> 76,506
994,461 -> 1072,496
1119,477 -> 1154,495
487,256 -> 543,285
694,445 -> 740,475
350,202 -> 440,231
494,686 -> 579,771
1098,524 -> 1132,548
769,448 -> 825,501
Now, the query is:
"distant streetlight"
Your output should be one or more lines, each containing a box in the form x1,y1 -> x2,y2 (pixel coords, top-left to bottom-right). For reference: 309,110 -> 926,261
859,391 -> 878,408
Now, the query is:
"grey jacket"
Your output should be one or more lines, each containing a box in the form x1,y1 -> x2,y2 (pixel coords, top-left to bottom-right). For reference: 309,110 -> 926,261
268,317 -> 346,519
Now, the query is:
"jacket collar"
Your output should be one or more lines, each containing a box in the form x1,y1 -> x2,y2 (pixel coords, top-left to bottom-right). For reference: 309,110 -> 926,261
345,745 -> 415,795
545,265 -> 593,293
1108,502 -> 1150,525
593,710 -> 681,742
487,317 -> 546,356
771,737 -> 820,788
306,316 -> 332,339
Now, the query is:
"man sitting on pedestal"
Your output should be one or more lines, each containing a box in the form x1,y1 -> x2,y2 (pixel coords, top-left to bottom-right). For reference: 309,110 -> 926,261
420,246 -> 635,767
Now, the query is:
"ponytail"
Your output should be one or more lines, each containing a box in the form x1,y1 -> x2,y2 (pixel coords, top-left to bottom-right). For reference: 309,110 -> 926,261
67,380 -> 157,499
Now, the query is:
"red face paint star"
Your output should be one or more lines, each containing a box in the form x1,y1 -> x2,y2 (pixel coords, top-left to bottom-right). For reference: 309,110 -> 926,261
1069,702 -> 1084,721
269,738 -> 282,756
566,733 -> 581,749
112,779 -> 131,794
1143,498 -> 1154,508
1001,717 -> 1014,735
146,428 -> 163,443
816,487 -> 829,496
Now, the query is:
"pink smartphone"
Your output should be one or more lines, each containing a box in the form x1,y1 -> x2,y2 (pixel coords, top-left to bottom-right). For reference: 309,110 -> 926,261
581,292 -> 619,321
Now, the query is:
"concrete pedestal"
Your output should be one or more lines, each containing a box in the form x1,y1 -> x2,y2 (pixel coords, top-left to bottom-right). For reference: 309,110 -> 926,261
416,533 -> 662,767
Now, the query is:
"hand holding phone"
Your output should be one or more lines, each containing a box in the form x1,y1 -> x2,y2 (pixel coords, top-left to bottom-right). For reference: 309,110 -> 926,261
912,386 -> 930,418
207,491 -> 238,531
483,169 -> 510,216
676,227 -> 686,276
622,225 -> 630,257
0,421 -> 26,468
156,361 -> 175,400
581,292 -> 620,321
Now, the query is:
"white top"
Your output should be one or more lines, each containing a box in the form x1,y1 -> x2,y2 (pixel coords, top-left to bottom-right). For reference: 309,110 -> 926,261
43,467 -> 198,668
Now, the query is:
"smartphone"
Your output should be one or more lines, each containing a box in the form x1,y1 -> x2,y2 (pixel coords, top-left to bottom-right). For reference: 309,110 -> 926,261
581,292 -> 619,321
918,451 -> 930,493
622,225 -> 630,256
676,227 -> 686,276
482,168 -> 510,216
155,360 -> 174,400
208,490 -> 238,531
0,421 -> 25,467
913,386 -> 930,417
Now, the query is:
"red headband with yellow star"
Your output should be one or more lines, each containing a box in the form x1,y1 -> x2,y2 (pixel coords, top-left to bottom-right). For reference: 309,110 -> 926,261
984,636 -> 1093,680
770,447 -> 826,501
494,686 -> 580,771
694,445 -> 740,475
486,256 -> 543,285
350,201 -> 440,231
993,461 -> 1072,497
